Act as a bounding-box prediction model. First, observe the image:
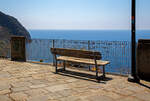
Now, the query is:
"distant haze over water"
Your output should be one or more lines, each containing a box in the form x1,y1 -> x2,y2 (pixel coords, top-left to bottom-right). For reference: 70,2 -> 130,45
29,30 -> 150,41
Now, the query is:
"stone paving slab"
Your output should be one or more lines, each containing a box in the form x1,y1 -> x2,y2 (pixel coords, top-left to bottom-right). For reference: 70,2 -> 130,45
0,95 -> 11,101
10,92 -> 28,101
0,59 -> 150,101
86,95 -> 114,101
46,84 -> 70,92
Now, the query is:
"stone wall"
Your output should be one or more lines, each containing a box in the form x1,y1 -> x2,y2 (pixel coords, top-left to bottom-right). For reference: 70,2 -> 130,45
137,39 -> 150,81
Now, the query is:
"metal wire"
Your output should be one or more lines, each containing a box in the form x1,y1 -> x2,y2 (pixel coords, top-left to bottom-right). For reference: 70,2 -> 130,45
26,39 -> 131,75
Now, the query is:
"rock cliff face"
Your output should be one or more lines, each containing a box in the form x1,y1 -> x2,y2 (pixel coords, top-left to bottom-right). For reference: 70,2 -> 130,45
0,11 -> 31,40
0,11 -> 31,57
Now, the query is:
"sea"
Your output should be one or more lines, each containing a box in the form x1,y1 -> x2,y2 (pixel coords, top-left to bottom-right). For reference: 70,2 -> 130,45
27,30 -> 150,74
29,30 -> 150,41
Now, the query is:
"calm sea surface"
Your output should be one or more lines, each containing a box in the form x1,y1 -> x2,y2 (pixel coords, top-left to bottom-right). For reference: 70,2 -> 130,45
29,30 -> 150,41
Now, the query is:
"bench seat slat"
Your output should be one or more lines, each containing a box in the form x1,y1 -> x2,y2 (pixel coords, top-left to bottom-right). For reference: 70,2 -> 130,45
57,56 -> 110,66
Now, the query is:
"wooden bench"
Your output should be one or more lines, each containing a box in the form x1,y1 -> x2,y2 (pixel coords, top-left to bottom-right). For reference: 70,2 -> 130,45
51,48 -> 110,80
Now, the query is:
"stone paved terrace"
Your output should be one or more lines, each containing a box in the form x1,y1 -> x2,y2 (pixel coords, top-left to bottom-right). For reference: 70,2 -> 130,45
0,59 -> 150,101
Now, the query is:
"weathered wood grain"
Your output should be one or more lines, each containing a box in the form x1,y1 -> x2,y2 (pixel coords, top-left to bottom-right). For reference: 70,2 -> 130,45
51,48 -> 101,59
57,56 -> 109,66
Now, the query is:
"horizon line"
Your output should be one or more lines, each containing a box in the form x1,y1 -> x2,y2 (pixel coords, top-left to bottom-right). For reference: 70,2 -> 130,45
28,29 -> 150,30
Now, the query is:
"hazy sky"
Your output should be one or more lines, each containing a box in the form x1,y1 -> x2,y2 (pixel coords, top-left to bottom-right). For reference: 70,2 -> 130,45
0,0 -> 149,30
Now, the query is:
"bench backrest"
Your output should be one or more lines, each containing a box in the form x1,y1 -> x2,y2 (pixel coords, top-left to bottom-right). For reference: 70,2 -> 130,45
51,48 -> 102,60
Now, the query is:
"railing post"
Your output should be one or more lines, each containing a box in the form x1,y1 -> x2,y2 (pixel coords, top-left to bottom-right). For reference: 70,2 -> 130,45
88,40 -> 91,71
88,40 -> 90,50
52,39 -> 55,48
52,40 -> 55,66
63,39 -> 65,48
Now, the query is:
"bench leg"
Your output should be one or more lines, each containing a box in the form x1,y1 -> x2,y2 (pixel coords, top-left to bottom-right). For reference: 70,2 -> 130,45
95,64 -> 98,79
63,61 -> 66,71
89,66 -> 91,71
55,59 -> 58,73
103,65 -> 105,78
53,56 -> 55,66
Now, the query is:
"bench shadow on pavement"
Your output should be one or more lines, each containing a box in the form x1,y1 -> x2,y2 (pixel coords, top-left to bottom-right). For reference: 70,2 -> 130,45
138,80 -> 150,89
55,69 -> 113,83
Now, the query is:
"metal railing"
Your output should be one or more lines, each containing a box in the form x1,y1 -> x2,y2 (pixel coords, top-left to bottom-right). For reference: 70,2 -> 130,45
26,39 -> 131,75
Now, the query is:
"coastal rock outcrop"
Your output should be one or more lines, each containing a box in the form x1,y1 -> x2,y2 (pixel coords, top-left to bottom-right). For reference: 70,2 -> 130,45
0,11 -> 31,57
0,11 -> 31,40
